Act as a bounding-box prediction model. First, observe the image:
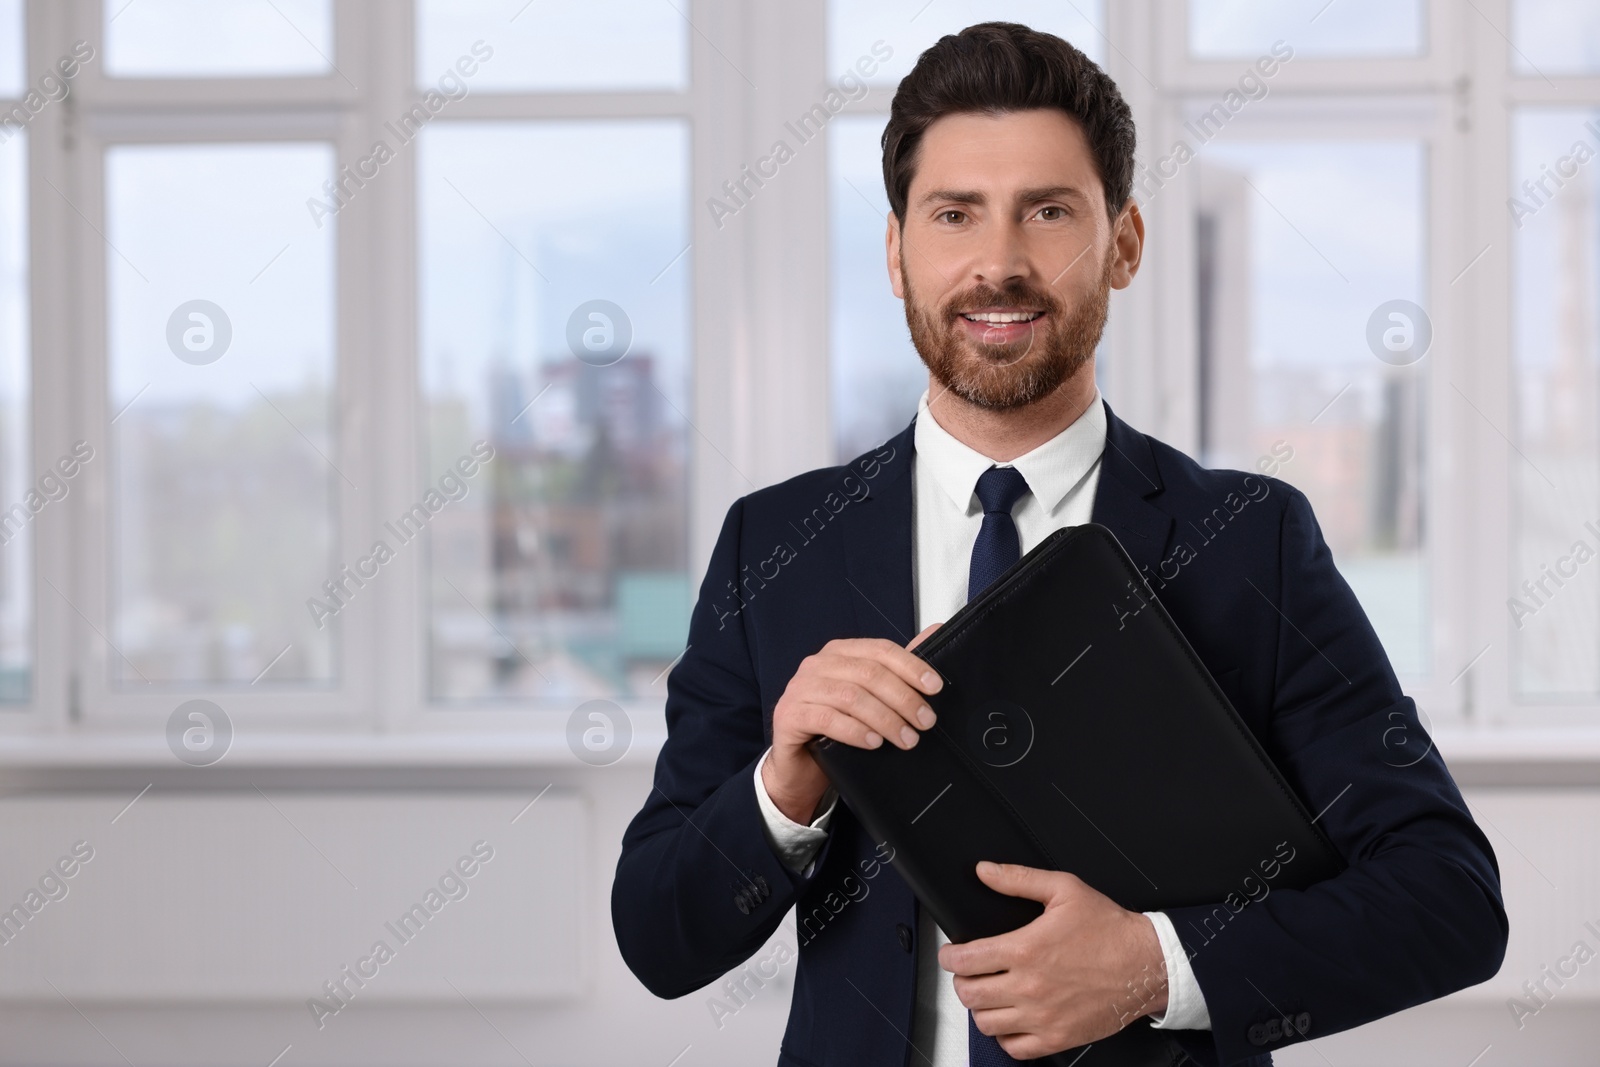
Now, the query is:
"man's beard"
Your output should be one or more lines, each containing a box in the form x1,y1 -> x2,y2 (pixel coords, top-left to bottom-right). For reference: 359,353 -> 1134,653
902,245 -> 1113,411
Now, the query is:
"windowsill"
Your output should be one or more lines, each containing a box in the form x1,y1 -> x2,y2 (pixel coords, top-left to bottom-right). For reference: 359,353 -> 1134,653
0,729 -> 670,768
1430,725 -> 1600,786
0,725 -> 1596,782
1433,725 -> 1600,762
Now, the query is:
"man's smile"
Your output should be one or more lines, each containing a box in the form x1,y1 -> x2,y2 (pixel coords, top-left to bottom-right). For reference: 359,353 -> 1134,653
956,306 -> 1047,344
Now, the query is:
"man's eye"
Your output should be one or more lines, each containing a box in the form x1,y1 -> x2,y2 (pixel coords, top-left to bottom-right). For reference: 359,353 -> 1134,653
1036,206 -> 1066,220
939,210 -> 966,224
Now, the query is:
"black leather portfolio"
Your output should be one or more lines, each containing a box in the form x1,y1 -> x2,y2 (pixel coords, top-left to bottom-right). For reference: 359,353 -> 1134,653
810,523 -> 1345,1067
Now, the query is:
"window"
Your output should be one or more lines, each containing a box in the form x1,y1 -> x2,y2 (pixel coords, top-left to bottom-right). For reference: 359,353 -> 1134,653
0,0 -> 21,97
1511,0 -> 1600,75
1195,139 -> 1429,677
4,1 -> 1597,748
0,118 -> 27,701
417,121 -> 690,702
414,0 -> 687,92
1187,0 -> 1425,59
105,143 -> 338,686
1510,106 -> 1600,700
828,0 -> 1105,87
103,0 -> 334,79
829,113 -> 915,462
17,0 -> 700,729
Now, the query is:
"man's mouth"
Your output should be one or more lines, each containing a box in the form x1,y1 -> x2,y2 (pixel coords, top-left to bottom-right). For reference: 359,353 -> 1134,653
958,309 -> 1045,324
954,306 -> 1047,348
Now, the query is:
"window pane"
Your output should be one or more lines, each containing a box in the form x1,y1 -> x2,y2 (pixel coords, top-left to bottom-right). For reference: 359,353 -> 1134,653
829,115 -> 924,461
418,122 -> 690,703
0,0 -> 21,98
1195,141 -> 1428,677
0,129 -> 28,700
828,0 -> 1105,85
1189,0 -> 1423,59
1512,0 -> 1600,75
104,0 -> 332,79
1510,107 -> 1600,699
106,144 -> 336,687
415,0 -> 686,93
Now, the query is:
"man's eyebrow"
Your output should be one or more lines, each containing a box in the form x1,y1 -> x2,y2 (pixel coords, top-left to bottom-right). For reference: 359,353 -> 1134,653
917,188 -> 986,208
1017,185 -> 1090,204
915,185 -> 1092,208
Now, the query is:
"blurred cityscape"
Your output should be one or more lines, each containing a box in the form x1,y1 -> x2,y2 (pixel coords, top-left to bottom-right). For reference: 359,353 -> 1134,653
111,384 -> 337,687
427,351 -> 690,703
1195,157 -> 1427,676
104,351 -> 691,704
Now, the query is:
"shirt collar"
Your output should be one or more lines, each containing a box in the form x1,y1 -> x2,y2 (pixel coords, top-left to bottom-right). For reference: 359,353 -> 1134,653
913,384 -> 1107,517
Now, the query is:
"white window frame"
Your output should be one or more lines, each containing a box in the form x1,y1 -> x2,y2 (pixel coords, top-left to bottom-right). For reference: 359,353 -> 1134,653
1,0 -> 1596,761
1478,0 -> 1600,726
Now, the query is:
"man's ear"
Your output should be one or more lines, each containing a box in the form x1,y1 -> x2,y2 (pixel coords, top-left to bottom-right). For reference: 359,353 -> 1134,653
1110,198 -> 1145,290
887,212 -> 905,299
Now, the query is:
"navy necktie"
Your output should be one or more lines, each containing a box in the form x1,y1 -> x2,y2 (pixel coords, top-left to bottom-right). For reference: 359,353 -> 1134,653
966,464 -> 1031,1066
968,465 -> 1032,603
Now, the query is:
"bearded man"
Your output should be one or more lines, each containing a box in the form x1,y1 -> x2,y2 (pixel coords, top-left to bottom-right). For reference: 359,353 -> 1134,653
612,21 -> 1506,1067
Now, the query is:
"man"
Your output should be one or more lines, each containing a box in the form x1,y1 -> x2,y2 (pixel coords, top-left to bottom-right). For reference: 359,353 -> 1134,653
613,22 -> 1506,1067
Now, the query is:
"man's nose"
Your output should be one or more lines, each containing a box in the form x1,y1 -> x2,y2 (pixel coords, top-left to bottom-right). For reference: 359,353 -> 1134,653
973,214 -> 1031,289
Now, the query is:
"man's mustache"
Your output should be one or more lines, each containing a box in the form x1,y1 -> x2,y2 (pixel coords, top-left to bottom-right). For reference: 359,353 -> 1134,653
942,287 -> 1061,317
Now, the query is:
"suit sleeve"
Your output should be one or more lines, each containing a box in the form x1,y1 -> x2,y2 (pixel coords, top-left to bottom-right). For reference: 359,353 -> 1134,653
611,496 -> 835,999
1164,486 -> 1509,1067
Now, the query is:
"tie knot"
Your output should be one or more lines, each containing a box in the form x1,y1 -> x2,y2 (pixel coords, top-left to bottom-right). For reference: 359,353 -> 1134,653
974,465 -> 1030,516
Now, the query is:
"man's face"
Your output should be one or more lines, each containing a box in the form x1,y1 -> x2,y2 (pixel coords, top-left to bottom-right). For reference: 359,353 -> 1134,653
887,108 -> 1141,410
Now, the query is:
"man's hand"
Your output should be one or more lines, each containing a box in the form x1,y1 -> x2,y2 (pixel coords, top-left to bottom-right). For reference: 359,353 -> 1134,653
761,624 -> 943,825
940,861 -> 1169,1060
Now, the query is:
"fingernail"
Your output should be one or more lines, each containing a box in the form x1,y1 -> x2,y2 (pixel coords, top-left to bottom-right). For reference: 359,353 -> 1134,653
865,731 -> 882,748
916,705 -> 936,729
921,671 -> 942,692
900,725 -> 919,748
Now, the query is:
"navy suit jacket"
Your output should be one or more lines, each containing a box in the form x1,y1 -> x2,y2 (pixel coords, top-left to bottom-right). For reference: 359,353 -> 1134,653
612,400 -> 1508,1067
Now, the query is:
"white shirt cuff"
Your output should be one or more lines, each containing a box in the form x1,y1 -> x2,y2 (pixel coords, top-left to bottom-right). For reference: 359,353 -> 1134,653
752,746 -> 837,875
1142,911 -> 1212,1030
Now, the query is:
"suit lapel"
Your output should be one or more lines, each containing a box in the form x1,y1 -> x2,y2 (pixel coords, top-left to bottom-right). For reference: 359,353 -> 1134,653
838,399 -> 1174,645
1091,400 -> 1175,582
839,418 -> 919,644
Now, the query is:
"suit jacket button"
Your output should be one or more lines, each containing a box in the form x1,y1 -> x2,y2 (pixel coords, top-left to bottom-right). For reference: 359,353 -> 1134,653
896,923 -> 913,953
1248,1023 -> 1267,1046
734,891 -> 751,915
753,875 -> 770,902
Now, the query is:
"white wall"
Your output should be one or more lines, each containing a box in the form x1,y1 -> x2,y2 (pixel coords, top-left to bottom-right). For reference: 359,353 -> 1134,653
0,738 -> 1595,1067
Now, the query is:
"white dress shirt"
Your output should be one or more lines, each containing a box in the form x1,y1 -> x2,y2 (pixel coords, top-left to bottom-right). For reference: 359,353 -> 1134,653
752,386 -> 1210,1064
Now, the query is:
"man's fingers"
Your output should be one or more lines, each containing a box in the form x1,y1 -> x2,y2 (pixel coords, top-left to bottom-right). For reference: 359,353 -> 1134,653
952,971 -> 1017,1012
775,637 -> 946,756
969,1005 -> 1025,1038
939,929 -> 1020,977
798,703 -> 884,750
907,622 -> 941,651
825,656 -> 938,734
976,860 -> 1072,904
808,676 -> 924,749
828,637 -> 943,697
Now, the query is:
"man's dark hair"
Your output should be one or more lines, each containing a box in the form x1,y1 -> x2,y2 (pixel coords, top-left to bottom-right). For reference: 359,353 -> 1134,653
882,22 -> 1136,225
